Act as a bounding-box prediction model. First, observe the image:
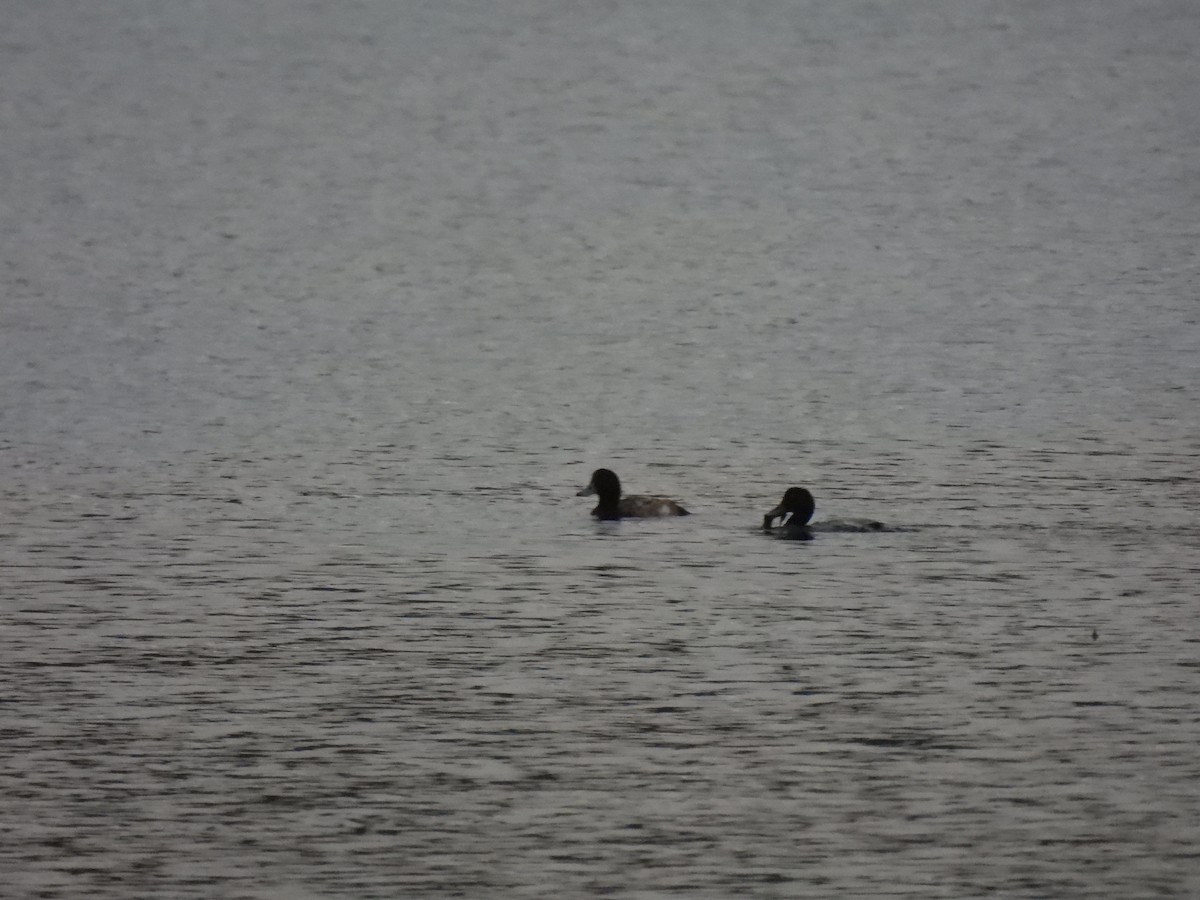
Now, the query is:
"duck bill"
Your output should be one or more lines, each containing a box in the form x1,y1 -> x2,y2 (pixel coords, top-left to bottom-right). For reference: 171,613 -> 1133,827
576,485 -> 596,497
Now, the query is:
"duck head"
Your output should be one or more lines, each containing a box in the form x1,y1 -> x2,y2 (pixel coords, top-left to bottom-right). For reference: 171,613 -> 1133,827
763,486 -> 815,529
577,468 -> 621,501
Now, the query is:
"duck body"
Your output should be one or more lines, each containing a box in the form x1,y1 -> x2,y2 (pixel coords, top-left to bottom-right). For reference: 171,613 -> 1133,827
577,468 -> 690,520
813,518 -> 887,533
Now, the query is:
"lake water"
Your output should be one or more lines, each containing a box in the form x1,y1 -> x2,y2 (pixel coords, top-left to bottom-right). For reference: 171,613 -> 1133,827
3,1 -> 1199,897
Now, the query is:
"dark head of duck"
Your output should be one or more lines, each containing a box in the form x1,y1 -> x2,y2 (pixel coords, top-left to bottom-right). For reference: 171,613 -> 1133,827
577,468 -> 622,519
763,487 -> 815,530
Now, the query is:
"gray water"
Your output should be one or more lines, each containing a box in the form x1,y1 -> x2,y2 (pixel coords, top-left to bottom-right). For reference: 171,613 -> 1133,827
3,1 -> 1199,897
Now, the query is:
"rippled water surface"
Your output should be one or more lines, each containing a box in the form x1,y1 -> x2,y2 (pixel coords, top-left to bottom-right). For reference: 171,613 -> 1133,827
3,1 -> 1199,897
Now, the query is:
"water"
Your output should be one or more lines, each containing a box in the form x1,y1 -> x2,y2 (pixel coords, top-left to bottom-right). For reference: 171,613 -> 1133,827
3,1 -> 1199,896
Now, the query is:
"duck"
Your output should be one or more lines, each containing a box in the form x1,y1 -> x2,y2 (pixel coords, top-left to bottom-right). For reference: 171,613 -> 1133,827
577,468 -> 690,520
762,486 -> 886,538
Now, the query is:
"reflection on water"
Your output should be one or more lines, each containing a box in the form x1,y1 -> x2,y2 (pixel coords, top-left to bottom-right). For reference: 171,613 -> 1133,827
3,0 -> 1200,897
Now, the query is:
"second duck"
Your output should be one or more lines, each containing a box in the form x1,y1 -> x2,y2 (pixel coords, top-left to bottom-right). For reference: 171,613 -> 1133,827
577,468 -> 691,520
762,486 -> 886,536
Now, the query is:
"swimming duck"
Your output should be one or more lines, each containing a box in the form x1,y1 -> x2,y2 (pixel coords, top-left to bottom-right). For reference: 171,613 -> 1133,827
577,468 -> 690,520
762,486 -> 885,537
